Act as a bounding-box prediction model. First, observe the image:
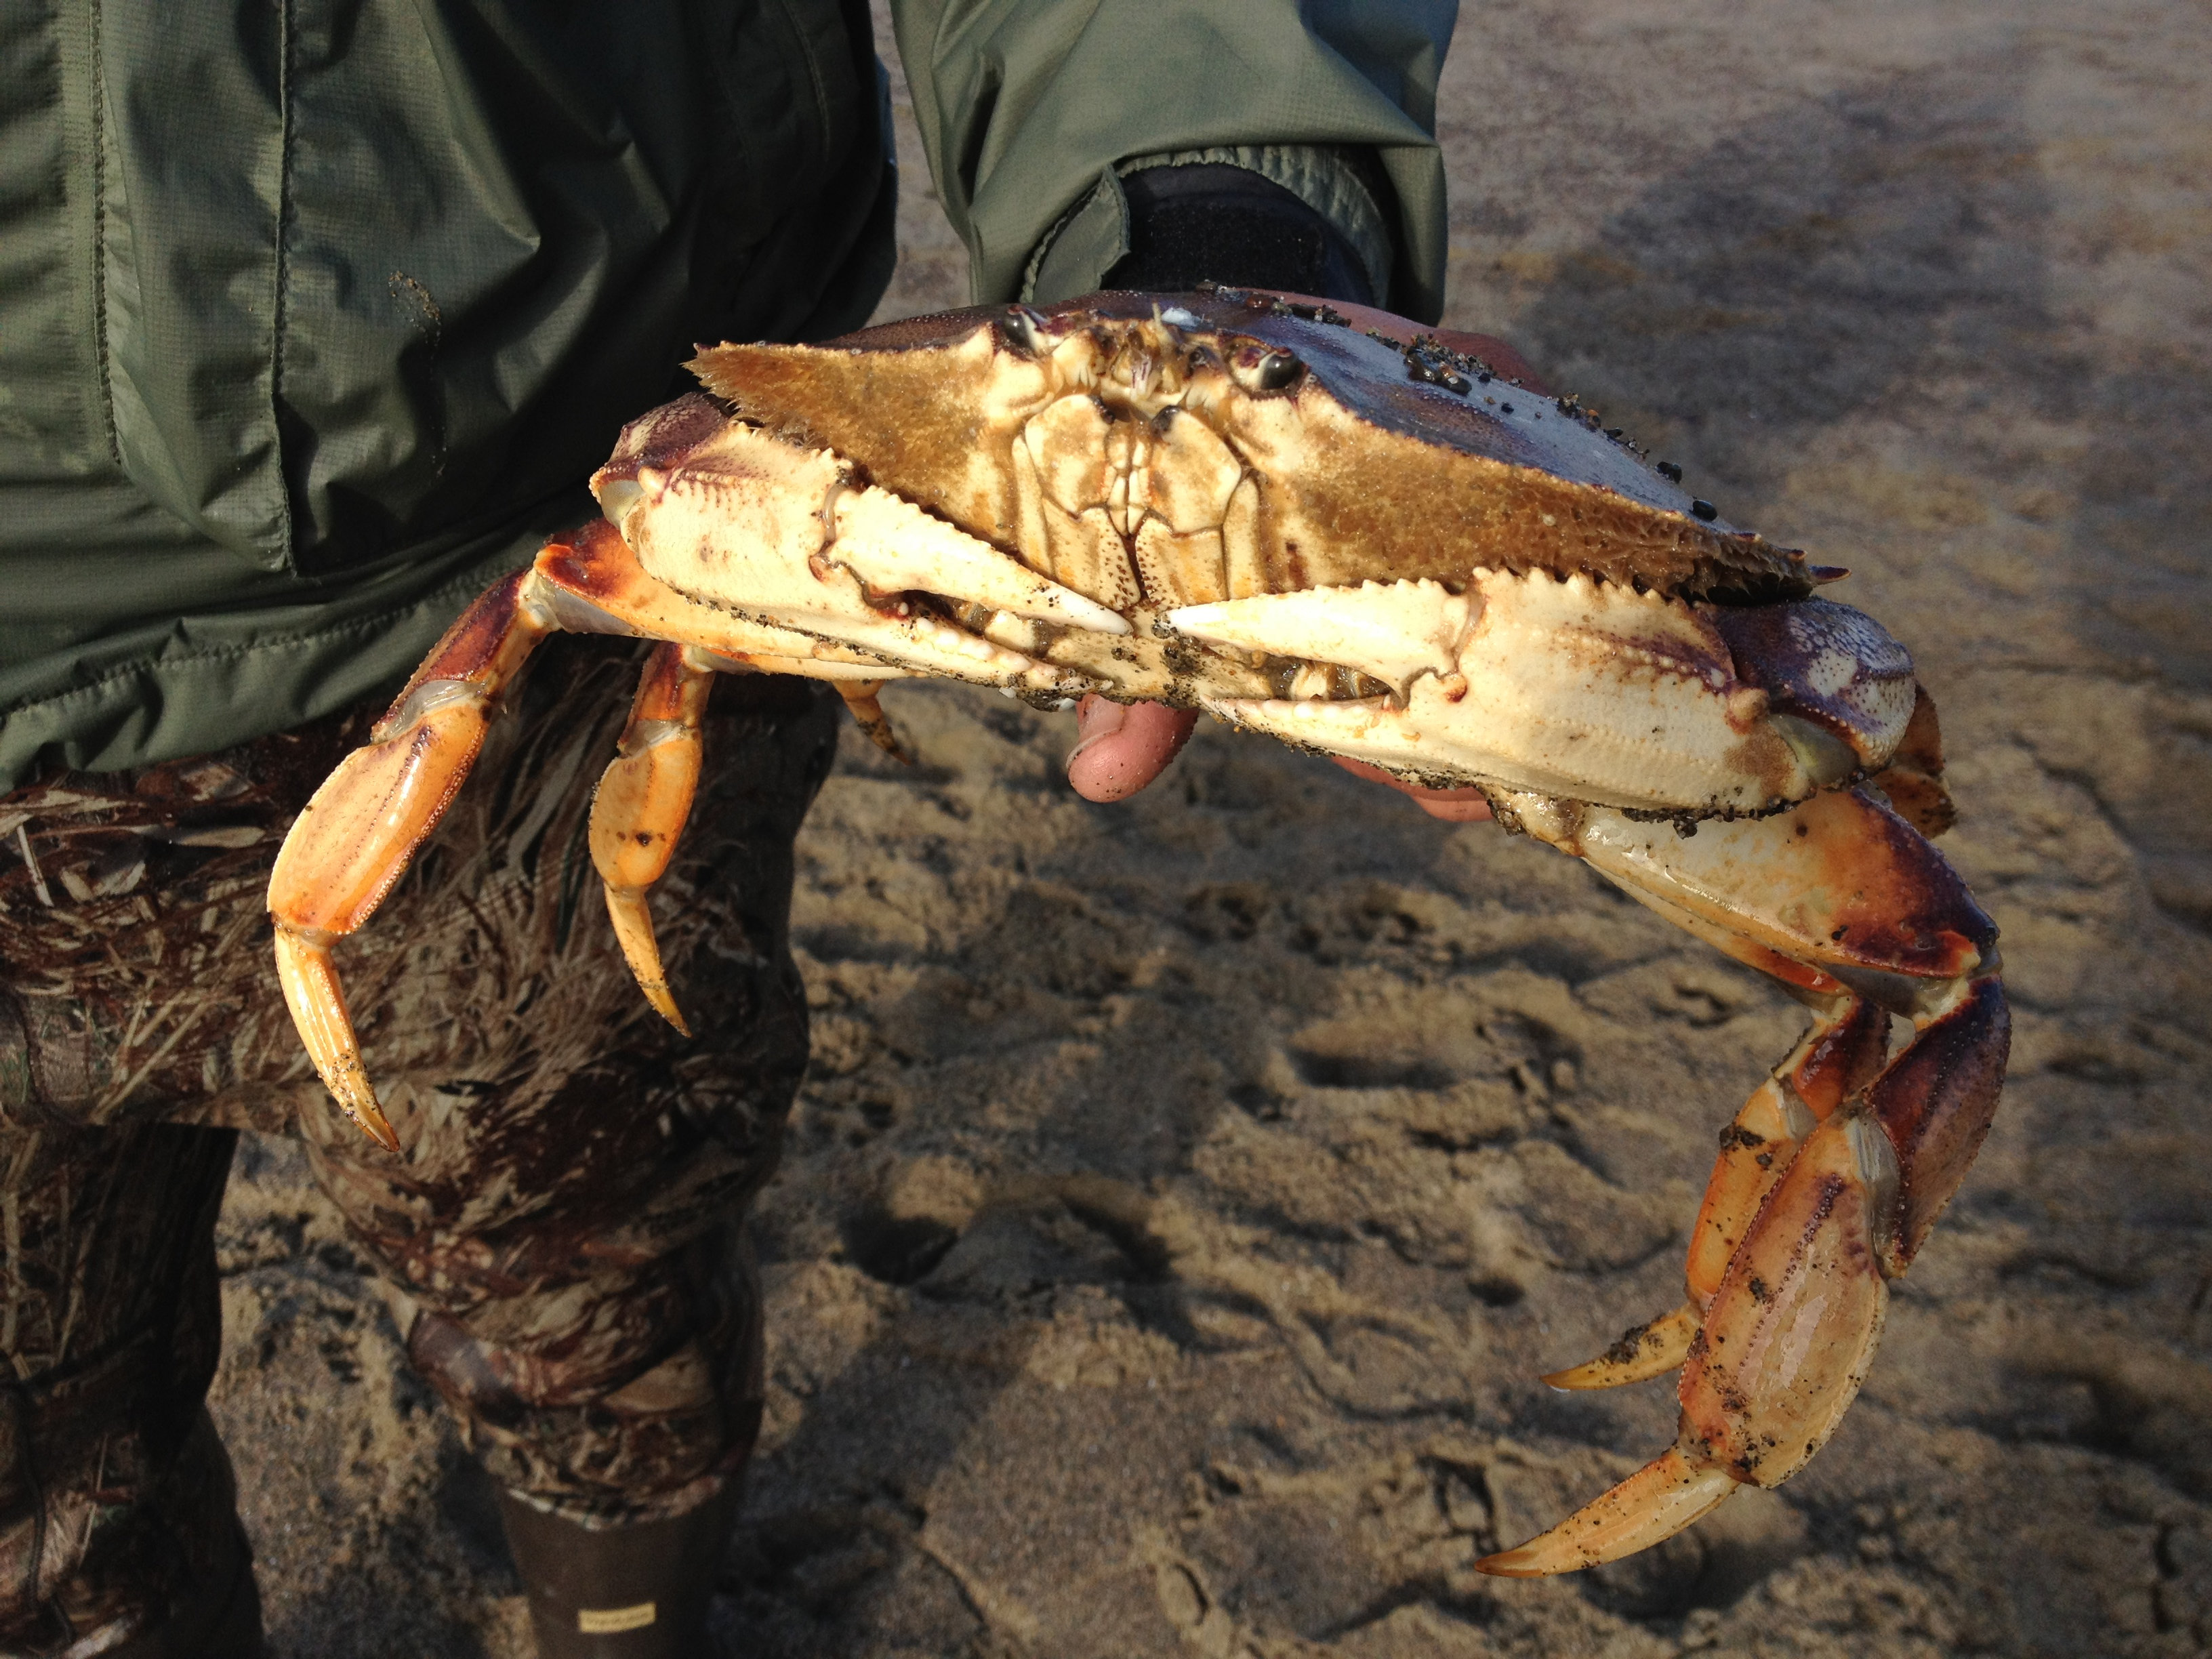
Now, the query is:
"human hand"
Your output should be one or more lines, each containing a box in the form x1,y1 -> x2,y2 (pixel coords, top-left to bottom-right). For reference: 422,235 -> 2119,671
1063,696 -> 1492,822
1064,697 -> 1198,802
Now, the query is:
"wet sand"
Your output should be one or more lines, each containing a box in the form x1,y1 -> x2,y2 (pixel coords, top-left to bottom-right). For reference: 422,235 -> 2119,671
212,2 -> 2212,1652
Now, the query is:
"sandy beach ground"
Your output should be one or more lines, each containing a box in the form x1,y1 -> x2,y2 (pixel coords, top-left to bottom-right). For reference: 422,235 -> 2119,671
210,2 -> 2212,1653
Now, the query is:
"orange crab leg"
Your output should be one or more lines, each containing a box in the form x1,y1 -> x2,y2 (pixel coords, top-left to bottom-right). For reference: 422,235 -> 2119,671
267,570 -> 554,1145
1477,786 -> 2007,1576
834,680 -> 911,762
588,641 -> 716,1035
269,520 -> 916,1144
267,528 -> 699,1139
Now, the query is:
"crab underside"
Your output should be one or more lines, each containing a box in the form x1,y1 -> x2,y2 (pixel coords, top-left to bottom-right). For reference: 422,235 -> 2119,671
266,289 -> 2007,1577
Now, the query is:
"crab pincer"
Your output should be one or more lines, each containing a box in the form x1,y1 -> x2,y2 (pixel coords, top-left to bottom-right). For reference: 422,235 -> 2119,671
1476,786 -> 2008,1574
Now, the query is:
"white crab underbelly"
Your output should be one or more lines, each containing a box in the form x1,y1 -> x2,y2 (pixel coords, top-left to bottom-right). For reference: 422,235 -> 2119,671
612,421 -> 1897,817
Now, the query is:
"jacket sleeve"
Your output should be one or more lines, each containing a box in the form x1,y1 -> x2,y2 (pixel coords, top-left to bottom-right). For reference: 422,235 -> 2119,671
888,0 -> 1456,322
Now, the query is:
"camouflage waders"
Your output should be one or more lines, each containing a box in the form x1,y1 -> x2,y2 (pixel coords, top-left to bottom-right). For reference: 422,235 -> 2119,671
0,640 -> 838,1649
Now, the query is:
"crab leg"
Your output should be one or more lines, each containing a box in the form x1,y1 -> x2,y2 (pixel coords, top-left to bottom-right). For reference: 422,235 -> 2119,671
834,680 -> 911,762
1474,787 -> 2008,1576
267,527 -> 811,1138
267,571 -> 555,1146
588,642 -> 718,1035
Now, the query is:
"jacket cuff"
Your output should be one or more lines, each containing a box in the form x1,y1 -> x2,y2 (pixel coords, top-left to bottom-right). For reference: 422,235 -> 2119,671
1022,145 -> 1393,308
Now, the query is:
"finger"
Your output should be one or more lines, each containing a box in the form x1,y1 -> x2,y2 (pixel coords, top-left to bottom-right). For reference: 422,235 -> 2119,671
1332,756 -> 1494,822
1066,697 -> 1200,802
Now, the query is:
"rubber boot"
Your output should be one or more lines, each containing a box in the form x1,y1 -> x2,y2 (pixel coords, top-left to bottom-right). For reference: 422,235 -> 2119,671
89,1409 -> 266,1659
102,1513 -> 265,1659
499,1483 -> 741,1659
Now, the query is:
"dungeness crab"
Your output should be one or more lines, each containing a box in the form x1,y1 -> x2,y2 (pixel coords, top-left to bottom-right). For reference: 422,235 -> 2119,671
266,288 -> 2008,1575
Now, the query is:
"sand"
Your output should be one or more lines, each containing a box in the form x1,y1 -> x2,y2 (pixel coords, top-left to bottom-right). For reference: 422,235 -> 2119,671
208,1 -> 2212,1653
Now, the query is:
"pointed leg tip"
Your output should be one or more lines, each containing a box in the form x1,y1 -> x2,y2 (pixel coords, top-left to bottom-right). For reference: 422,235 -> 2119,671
1540,1349 -> 1633,1390
865,720 -> 912,764
643,984 -> 692,1037
320,1058 -> 399,1151
857,717 -> 912,764
1471,1547 -> 1555,1578
836,684 -> 909,762
605,886 -> 691,1032
329,1065 -> 399,1151
354,1101 -> 402,1153
273,926 -> 398,1150
615,963 -> 690,1033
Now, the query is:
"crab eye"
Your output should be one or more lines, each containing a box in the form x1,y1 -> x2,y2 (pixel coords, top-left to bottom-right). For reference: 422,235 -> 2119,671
1000,306 -> 1050,358
1231,346 -> 1304,396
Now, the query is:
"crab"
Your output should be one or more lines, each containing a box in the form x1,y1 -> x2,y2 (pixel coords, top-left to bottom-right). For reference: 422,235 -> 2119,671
265,287 -> 2007,1577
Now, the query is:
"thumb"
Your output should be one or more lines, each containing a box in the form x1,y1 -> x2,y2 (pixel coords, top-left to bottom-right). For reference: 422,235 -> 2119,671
1066,697 -> 1198,802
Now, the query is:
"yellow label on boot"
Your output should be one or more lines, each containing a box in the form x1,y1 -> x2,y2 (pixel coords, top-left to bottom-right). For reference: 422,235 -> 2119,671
577,1601 -> 657,1633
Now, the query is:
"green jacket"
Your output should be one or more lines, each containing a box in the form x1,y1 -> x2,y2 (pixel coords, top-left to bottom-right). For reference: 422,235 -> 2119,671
0,0 -> 1453,790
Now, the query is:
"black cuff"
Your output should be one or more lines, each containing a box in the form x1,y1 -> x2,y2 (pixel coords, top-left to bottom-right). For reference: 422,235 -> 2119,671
1101,164 -> 1376,308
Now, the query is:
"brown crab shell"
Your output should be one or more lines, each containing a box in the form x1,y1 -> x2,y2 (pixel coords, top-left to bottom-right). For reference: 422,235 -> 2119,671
688,289 -> 1815,609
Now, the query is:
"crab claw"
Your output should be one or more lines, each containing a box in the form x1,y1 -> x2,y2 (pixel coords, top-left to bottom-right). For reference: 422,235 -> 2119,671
1473,789 -> 2006,1576
1166,579 -> 1475,701
594,413 -> 1126,695
1547,994 -> 1893,1393
830,486 -> 1131,636
1175,576 -> 1920,817
1479,1104 -> 1900,1576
